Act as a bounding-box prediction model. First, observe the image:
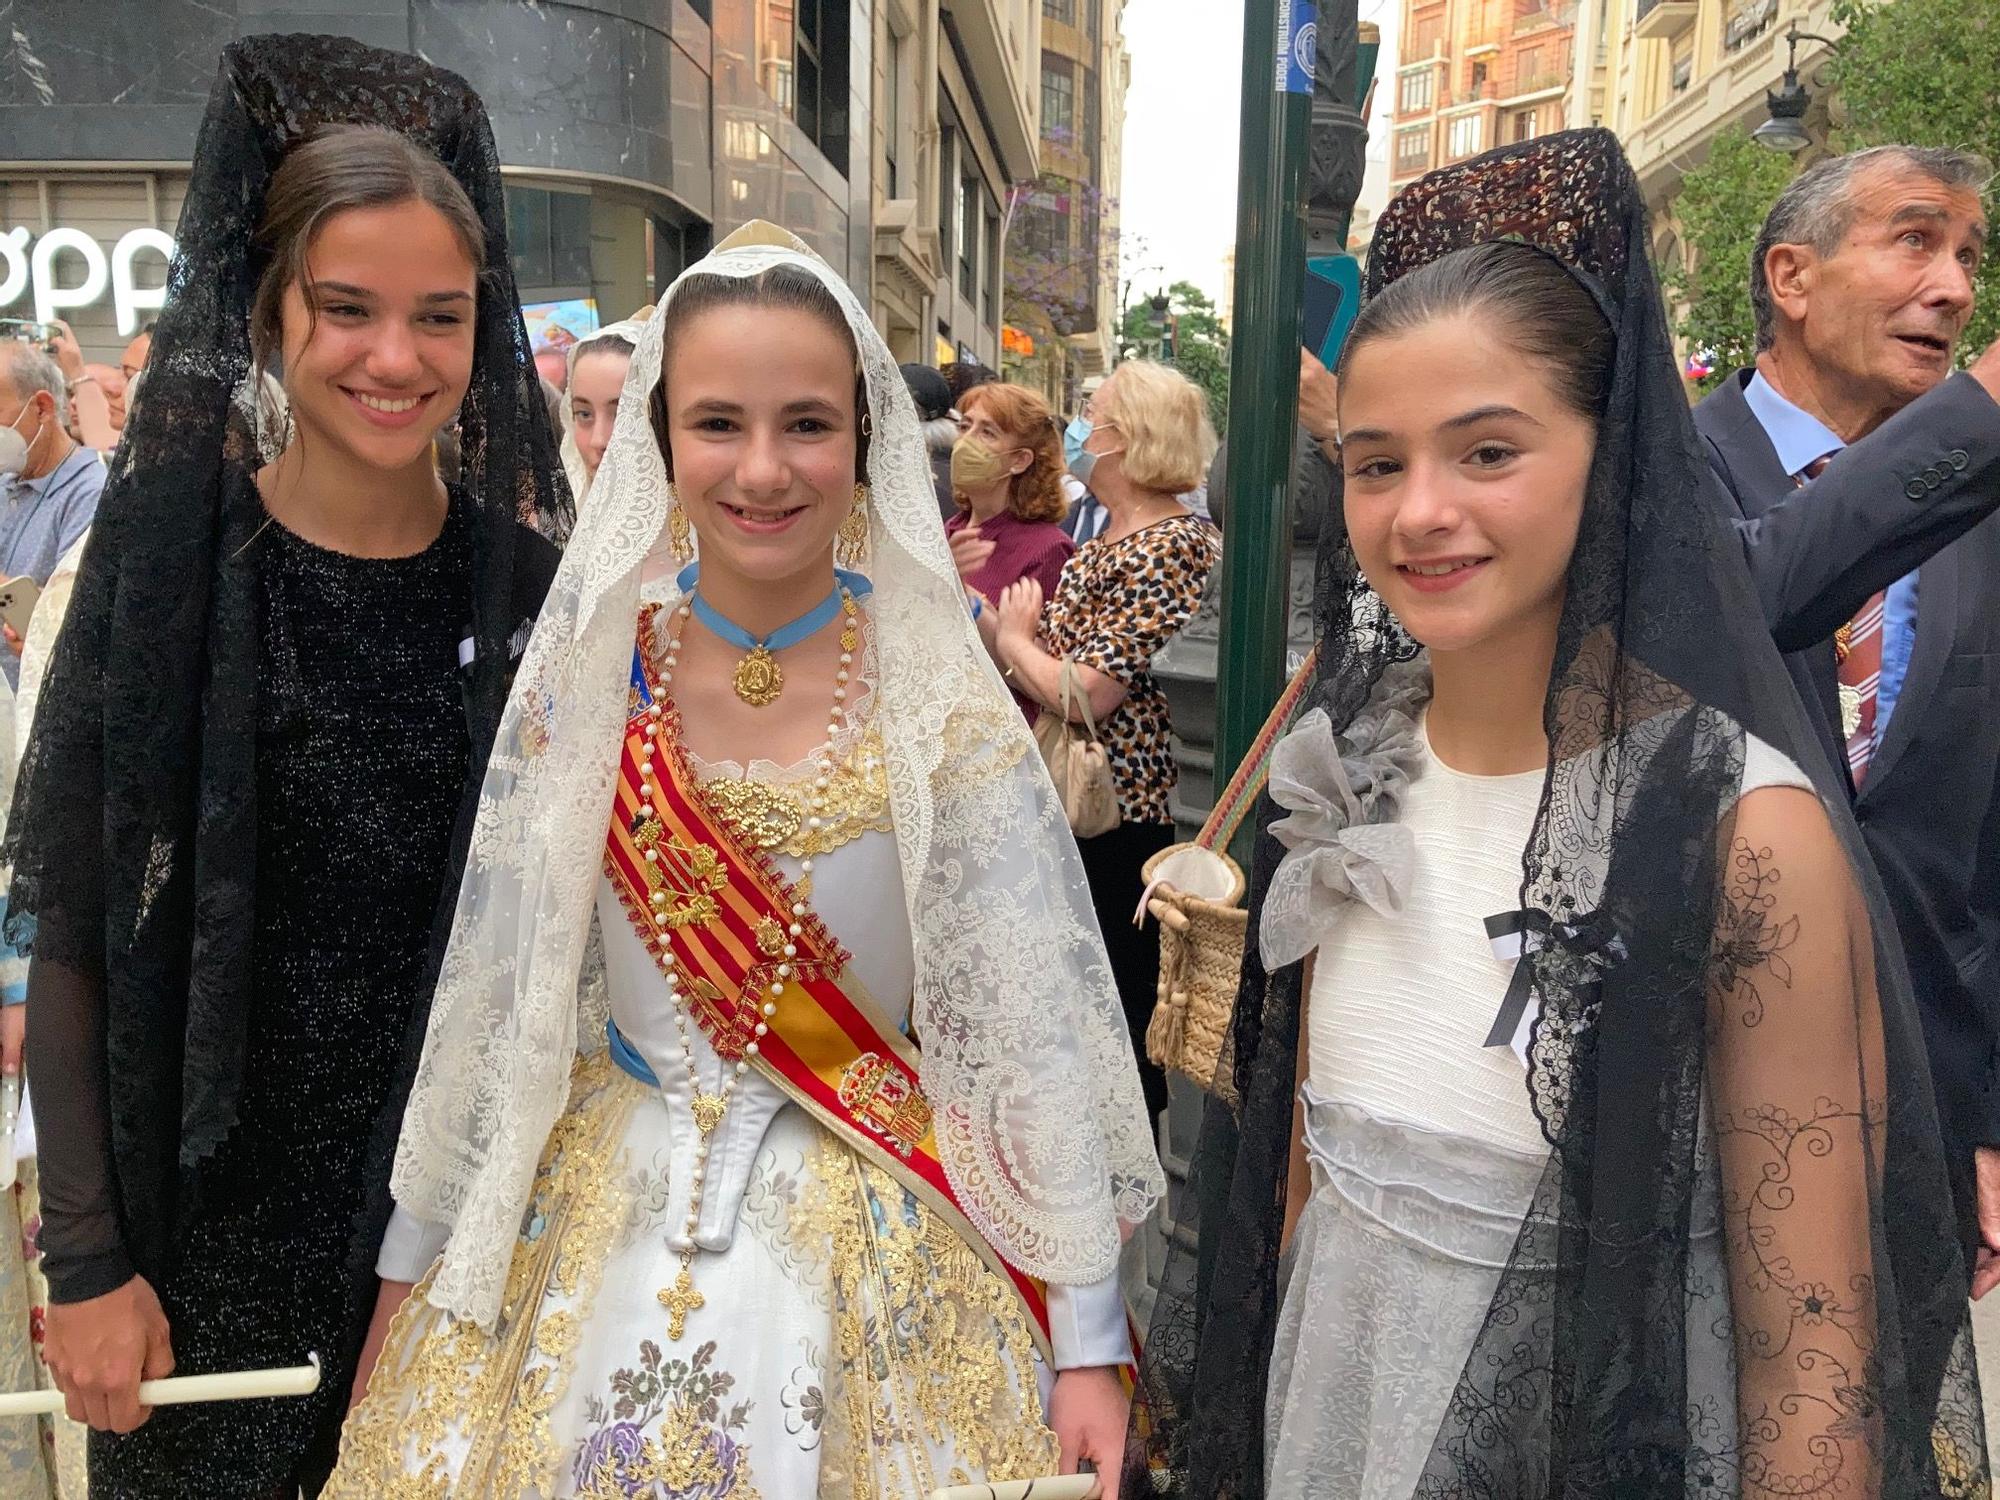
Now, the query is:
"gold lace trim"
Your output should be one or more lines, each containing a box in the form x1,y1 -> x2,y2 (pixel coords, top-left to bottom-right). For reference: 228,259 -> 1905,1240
325,1051 -> 637,1500
698,724 -> 893,859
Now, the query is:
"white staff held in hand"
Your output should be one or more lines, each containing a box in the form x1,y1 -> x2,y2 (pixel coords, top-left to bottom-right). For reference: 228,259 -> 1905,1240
929,1477 -> 1103,1500
1,1355 -> 321,1421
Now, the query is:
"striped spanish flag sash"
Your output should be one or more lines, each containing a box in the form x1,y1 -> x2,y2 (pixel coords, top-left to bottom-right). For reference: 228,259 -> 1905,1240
604,633 -> 1055,1360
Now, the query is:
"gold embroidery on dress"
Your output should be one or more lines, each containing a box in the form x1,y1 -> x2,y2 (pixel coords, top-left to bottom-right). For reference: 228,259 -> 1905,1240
328,1072 -> 1054,1498
935,704 -> 1031,793
699,725 -> 892,859
325,1052 -> 638,1500
787,1130 -> 1056,1498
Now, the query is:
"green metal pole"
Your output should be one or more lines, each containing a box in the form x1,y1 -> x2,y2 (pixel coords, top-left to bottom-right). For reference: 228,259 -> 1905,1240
1215,1 -> 1314,799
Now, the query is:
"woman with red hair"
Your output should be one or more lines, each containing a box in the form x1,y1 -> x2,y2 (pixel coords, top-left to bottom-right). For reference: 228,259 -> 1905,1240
946,382 -> 1073,715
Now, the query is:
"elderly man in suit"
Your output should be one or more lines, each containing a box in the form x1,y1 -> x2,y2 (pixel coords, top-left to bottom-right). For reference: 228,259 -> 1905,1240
1694,143 -> 2000,1294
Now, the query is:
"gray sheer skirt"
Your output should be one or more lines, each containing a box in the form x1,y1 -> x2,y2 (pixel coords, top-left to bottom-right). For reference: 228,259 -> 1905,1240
1264,1087 -> 1734,1498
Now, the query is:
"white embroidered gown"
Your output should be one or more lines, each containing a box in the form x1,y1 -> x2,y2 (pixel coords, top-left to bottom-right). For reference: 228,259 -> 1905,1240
329,690 -> 1128,1499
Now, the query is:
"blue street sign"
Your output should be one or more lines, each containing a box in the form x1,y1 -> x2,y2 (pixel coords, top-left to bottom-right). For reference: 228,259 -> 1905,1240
1278,0 -> 1318,95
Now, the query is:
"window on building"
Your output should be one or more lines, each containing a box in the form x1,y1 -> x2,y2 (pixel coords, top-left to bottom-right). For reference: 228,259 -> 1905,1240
506,185 -> 593,292
1517,45 -> 1542,84
1395,124 -> 1430,174
1413,15 -> 1443,54
985,206 -> 1000,324
938,128 -> 956,265
1041,57 -> 1075,141
1082,68 -> 1100,161
1399,69 -> 1432,113
884,26 -> 906,198
1511,106 -> 1538,142
1042,0 -> 1076,22
960,171 -> 981,302
1086,0 -> 1099,44
757,0 -> 793,111
1447,113 -> 1483,158
790,0 -> 849,173
1670,39 -> 1694,92
1019,178 -> 1068,270
1470,59 -> 1488,94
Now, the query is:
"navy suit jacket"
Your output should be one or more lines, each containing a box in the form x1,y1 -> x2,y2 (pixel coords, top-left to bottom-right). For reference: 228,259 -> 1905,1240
1695,368 -> 2000,1232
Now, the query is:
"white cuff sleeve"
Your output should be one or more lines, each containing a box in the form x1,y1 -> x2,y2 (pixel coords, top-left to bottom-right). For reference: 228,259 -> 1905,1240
376,1204 -> 450,1283
1046,1267 -> 1132,1370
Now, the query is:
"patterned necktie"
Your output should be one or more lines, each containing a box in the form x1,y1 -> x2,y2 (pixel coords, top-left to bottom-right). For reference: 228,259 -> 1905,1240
1799,455 -> 1886,786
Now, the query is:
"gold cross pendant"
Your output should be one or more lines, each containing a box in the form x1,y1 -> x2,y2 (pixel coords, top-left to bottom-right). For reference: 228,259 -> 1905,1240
658,1257 -> 705,1341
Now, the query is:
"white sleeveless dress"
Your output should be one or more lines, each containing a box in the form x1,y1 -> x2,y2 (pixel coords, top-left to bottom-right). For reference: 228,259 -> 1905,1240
1263,713 -> 1812,1499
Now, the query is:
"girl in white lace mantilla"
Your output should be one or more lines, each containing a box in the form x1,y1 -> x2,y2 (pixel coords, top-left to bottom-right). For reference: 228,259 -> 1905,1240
325,223 -> 1161,1500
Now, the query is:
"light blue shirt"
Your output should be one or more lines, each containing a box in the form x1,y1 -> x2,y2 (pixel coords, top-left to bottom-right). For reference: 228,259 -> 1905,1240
1743,372 -> 1920,742
0,440 -> 103,690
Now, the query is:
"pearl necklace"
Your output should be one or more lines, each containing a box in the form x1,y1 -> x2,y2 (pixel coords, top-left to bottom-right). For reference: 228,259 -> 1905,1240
642,586 -> 859,1341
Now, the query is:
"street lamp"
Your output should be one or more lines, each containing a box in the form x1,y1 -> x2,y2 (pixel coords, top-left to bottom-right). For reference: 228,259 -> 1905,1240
1753,20 -> 1838,154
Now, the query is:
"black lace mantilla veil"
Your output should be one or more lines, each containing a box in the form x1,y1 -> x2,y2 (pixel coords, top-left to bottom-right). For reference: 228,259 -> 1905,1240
1130,129 -> 1985,1498
1,34 -> 570,1294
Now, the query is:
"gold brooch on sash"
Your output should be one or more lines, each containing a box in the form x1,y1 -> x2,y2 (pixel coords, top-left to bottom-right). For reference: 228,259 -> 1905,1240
629,809 -> 728,930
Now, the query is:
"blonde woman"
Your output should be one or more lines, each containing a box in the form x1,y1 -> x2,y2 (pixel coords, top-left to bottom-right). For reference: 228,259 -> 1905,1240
981,360 -> 1220,1121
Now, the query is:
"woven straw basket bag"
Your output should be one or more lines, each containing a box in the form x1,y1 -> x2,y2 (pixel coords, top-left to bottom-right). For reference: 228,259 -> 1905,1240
1140,648 -> 1318,1104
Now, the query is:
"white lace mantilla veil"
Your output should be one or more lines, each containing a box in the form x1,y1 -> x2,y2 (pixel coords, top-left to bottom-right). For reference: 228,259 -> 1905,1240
558,316 -> 650,503
391,221 -> 1164,1329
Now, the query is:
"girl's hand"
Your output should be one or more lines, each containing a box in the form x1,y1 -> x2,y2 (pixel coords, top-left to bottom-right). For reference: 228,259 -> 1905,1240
1048,1364 -> 1126,1498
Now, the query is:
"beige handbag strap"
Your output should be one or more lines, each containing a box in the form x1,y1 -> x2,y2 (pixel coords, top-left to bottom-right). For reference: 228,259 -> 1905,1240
1059,658 -> 1102,742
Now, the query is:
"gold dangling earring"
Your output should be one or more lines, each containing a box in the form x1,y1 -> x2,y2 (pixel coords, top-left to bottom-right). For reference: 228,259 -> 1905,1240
836,483 -> 869,568
665,484 -> 695,565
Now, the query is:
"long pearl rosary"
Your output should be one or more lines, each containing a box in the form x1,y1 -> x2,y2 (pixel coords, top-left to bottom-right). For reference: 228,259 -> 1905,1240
643,586 -> 860,1340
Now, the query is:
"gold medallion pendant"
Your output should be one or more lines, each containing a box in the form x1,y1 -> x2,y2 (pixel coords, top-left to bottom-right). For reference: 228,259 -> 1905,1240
733,645 -> 783,706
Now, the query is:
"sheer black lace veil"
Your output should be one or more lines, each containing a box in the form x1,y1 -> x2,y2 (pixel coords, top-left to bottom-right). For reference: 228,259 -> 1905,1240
1133,129 -> 1983,1497
2,34 -> 570,1287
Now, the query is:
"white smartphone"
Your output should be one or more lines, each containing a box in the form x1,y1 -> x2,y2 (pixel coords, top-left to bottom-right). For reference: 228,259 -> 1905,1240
0,576 -> 39,637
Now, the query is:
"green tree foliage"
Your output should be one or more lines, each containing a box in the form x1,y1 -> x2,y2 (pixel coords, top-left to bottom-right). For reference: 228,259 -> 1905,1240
1120,280 -> 1231,434
1826,0 -> 2000,355
1668,127 -> 1797,393
1672,0 -> 2000,393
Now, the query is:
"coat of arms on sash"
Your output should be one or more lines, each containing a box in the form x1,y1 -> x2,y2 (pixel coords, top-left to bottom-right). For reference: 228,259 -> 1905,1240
837,1052 -> 933,1158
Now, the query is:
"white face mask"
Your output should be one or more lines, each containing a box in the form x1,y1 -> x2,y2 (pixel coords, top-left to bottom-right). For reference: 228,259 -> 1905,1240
0,403 -> 42,480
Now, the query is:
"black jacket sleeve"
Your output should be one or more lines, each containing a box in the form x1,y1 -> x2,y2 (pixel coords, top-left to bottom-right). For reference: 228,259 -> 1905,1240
1971,751 -> 2000,1147
1723,372 -> 2000,652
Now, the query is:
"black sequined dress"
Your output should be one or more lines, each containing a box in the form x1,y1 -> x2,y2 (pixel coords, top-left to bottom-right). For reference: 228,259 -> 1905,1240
89,507 -> 473,1496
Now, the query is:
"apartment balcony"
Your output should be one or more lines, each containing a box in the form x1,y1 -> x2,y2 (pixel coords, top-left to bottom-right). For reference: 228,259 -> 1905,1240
1504,70 -> 1568,101
1635,0 -> 1697,40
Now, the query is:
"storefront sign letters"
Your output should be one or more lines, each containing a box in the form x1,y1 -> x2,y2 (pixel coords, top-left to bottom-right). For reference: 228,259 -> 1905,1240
0,226 -> 177,336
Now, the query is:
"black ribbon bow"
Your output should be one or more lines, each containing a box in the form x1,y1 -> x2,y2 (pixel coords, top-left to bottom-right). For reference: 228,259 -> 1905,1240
1482,906 -> 1628,1051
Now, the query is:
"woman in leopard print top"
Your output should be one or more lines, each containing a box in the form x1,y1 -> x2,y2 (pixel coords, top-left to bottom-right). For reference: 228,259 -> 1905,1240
984,361 -> 1220,1121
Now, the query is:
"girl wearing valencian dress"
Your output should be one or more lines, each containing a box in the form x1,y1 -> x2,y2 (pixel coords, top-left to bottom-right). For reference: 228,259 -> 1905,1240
1133,130 -> 1988,1499
327,222 -> 1163,1498
0,36 -> 568,1497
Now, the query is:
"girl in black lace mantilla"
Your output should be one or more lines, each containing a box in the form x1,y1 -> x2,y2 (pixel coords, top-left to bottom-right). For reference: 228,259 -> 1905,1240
1133,129 -> 1985,1500
2,36 -> 567,1497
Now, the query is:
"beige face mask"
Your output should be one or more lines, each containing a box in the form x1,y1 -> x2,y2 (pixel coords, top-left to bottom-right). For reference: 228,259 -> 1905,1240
950,434 -> 1021,490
